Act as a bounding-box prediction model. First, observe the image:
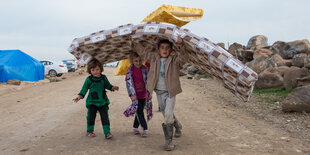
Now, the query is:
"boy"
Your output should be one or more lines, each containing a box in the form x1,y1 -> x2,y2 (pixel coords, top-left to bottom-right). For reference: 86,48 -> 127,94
131,36 -> 188,151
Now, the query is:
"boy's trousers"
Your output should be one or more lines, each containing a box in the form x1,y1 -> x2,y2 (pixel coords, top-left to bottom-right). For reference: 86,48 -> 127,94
86,105 -> 110,135
155,90 -> 176,124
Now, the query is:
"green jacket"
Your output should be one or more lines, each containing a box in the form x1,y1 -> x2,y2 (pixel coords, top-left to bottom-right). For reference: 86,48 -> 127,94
78,75 -> 113,107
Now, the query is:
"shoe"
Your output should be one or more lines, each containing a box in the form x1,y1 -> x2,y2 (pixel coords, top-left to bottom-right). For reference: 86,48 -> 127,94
141,130 -> 148,137
86,132 -> 96,137
162,123 -> 175,151
174,118 -> 182,137
133,128 -> 140,135
105,133 -> 113,139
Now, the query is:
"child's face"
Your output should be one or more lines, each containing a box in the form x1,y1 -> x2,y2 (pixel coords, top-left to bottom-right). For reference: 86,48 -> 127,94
159,43 -> 171,58
133,57 -> 142,69
90,66 -> 102,77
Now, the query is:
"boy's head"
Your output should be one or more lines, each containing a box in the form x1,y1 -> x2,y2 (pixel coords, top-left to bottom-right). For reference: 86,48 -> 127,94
158,39 -> 173,58
129,52 -> 142,69
87,59 -> 103,77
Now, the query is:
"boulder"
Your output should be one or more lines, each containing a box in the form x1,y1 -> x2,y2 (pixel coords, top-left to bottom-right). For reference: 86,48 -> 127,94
282,85 -> 310,112
241,50 -> 254,63
283,67 -> 310,90
253,48 -> 273,59
276,66 -> 290,77
217,43 -> 226,49
296,76 -> 310,87
305,55 -> 310,69
292,53 -> 308,68
288,39 -> 310,53
255,71 -> 283,89
271,41 -> 291,59
187,65 -> 199,75
272,39 -> 310,59
270,54 -> 286,67
246,55 -> 276,74
228,42 -> 245,60
179,69 -> 187,76
246,35 -> 268,50
6,79 -> 21,86
282,59 -> 293,67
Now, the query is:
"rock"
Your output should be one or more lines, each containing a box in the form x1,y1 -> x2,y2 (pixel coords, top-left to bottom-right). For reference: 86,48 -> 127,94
272,39 -> 310,59
216,43 -> 226,49
271,41 -> 291,59
283,67 -> 310,90
305,55 -> 310,69
186,74 -> 193,80
276,66 -> 290,77
6,79 -> 21,85
241,50 -> 254,63
246,55 -> 276,74
270,54 -> 286,67
296,76 -> 310,87
253,48 -> 273,59
179,69 -> 187,76
228,42 -> 245,60
255,71 -> 283,89
282,59 -> 293,67
292,53 -> 308,67
48,77 -> 62,82
187,65 -> 199,75
246,35 -> 268,50
282,85 -> 310,112
194,74 -> 200,80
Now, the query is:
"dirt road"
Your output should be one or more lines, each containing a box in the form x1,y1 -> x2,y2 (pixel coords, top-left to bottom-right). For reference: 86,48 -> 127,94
0,67 -> 307,154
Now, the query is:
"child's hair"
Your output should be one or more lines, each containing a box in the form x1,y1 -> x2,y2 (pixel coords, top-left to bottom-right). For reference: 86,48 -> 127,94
158,39 -> 173,49
87,59 -> 103,74
129,52 -> 141,64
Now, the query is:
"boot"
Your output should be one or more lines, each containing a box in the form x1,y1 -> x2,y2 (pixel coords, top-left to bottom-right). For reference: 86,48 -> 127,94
162,123 -> 175,151
174,118 -> 182,137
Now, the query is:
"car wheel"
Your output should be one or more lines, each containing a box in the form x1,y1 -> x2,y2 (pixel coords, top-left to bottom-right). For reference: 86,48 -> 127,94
56,73 -> 63,77
48,70 -> 57,77
72,69 -> 76,72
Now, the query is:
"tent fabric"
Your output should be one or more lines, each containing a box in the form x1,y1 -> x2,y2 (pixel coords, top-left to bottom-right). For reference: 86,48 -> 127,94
68,22 -> 258,102
0,50 -> 44,83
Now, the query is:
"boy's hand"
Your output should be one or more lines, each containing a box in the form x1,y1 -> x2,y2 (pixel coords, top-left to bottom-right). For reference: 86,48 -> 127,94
129,35 -> 136,47
176,35 -> 183,45
130,95 -> 136,101
112,86 -> 119,91
148,94 -> 152,100
73,95 -> 82,103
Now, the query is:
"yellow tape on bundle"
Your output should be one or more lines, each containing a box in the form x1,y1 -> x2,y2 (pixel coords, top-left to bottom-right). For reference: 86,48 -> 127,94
114,4 -> 203,75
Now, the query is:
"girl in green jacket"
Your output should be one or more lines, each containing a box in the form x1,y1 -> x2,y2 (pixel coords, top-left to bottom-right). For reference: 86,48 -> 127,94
73,59 -> 119,139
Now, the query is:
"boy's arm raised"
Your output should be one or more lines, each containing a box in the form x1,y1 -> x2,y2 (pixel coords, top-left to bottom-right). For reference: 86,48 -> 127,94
175,36 -> 189,67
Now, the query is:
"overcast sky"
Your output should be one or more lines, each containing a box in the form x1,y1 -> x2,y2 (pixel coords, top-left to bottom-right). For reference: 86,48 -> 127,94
0,0 -> 309,61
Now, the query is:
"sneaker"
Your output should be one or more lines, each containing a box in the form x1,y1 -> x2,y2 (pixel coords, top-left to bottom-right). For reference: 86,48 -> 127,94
133,128 -> 140,135
141,130 -> 148,137
86,132 -> 96,137
105,133 -> 113,139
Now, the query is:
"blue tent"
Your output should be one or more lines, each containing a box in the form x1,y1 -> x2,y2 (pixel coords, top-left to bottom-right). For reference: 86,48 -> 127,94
0,50 -> 44,83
